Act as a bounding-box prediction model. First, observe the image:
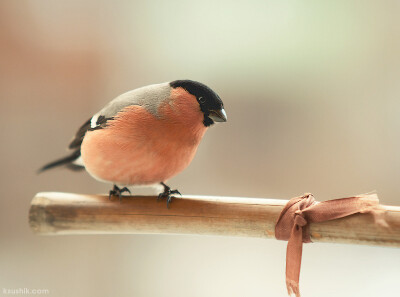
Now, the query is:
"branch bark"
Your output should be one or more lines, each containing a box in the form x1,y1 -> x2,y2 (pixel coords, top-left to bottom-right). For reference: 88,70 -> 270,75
29,192 -> 400,247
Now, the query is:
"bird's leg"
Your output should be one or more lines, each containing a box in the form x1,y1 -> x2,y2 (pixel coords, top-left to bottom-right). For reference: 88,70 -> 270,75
109,185 -> 131,202
157,182 -> 181,208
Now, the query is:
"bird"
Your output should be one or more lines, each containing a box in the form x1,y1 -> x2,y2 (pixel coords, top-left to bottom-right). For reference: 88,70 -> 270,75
39,80 -> 227,207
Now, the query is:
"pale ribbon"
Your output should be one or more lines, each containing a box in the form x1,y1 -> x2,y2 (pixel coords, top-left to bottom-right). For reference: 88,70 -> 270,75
275,193 -> 386,297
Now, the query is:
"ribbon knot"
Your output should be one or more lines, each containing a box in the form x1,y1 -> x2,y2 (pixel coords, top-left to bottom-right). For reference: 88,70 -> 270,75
293,213 -> 307,227
275,193 -> 384,297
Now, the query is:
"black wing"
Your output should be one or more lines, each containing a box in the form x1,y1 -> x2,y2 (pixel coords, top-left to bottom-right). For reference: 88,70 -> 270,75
68,116 -> 114,150
68,118 -> 92,150
39,115 -> 115,173
38,117 -> 93,173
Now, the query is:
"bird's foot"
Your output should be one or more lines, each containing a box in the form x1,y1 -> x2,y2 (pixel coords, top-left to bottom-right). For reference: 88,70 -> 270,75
157,182 -> 181,208
109,185 -> 131,202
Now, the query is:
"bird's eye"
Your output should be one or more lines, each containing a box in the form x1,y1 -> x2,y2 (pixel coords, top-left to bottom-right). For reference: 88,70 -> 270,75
199,97 -> 206,103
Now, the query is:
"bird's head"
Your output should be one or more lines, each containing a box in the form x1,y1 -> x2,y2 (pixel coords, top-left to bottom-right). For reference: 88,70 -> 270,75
170,80 -> 227,127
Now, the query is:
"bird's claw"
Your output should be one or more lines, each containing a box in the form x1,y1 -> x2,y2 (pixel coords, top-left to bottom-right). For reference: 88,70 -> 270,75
166,196 -> 174,208
120,187 -> 131,195
170,189 -> 181,196
109,185 -> 131,202
157,183 -> 181,208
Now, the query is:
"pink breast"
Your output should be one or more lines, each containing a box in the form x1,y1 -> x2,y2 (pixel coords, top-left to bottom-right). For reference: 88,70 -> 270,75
81,103 -> 206,185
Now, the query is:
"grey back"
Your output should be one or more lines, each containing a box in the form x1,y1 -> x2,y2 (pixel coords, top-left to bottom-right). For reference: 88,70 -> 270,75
91,82 -> 171,127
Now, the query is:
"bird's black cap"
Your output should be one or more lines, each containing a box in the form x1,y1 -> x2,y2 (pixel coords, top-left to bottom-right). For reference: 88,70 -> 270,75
170,80 -> 225,127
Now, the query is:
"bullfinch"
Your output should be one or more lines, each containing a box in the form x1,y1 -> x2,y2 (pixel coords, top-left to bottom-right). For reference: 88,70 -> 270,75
39,80 -> 227,207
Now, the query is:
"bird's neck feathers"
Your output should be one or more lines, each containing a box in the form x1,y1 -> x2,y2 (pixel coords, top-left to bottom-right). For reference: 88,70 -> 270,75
159,87 -> 207,138
107,88 -> 207,146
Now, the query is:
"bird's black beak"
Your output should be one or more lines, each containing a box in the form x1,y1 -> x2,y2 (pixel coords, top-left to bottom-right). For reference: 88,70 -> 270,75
208,108 -> 227,122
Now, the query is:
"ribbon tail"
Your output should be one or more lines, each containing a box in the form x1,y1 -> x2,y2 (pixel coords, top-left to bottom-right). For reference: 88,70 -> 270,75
286,279 -> 301,297
285,224 -> 304,297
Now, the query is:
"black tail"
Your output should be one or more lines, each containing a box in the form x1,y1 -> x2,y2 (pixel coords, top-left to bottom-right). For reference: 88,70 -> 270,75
38,150 -> 83,173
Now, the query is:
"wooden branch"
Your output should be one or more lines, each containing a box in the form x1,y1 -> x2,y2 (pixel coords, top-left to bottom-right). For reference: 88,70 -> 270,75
29,192 -> 400,247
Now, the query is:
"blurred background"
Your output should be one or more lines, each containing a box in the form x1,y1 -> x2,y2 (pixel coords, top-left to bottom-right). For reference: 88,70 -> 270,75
1,1 -> 400,296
